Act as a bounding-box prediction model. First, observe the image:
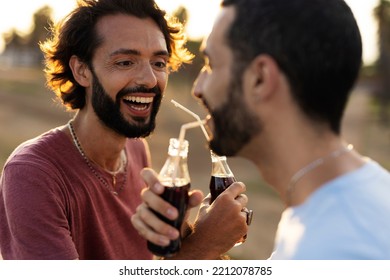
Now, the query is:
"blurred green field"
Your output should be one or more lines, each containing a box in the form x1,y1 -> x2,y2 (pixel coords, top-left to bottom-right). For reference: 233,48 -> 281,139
0,66 -> 389,259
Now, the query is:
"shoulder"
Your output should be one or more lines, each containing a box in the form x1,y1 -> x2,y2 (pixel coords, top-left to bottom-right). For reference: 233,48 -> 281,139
2,126 -> 71,177
0,128 -> 71,207
125,138 -> 149,157
277,161 -> 390,259
342,159 -> 390,181
125,138 -> 151,167
7,127 -> 68,160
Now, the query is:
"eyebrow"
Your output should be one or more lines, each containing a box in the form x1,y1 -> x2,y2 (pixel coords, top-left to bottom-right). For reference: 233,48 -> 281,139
110,48 -> 169,57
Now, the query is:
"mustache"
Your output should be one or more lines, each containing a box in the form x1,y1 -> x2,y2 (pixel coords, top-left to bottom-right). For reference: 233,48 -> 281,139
200,97 -> 212,112
117,86 -> 162,99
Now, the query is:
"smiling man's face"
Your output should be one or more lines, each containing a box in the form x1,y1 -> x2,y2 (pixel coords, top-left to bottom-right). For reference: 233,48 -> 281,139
89,14 -> 169,137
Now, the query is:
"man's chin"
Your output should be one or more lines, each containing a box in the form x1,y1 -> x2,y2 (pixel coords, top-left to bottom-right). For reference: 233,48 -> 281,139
209,136 -> 244,157
125,125 -> 155,138
210,139 -> 229,157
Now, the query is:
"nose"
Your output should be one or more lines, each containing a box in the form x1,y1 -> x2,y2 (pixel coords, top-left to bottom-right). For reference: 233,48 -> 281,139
192,67 -> 207,100
135,63 -> 158,88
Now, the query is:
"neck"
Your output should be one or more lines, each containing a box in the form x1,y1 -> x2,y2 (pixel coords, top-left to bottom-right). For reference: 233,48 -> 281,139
286,144 -> 354,206
67,114 -> 127,172
242,128 -> 364,207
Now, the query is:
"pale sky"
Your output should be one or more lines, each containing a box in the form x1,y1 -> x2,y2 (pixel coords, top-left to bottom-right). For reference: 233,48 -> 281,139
0,0 -> 381,65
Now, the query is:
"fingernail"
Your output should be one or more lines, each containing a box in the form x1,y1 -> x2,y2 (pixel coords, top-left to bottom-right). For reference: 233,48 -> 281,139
166,208 -> 177,219
153,183 -> 164,193
159,237 -> 170,246
168,229 -> 179,239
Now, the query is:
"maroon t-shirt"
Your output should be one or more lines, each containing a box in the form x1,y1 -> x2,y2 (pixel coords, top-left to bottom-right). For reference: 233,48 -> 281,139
0,127 -> 153,260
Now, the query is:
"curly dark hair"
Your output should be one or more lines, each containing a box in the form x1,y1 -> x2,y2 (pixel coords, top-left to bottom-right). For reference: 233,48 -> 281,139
40,0 -> 193,110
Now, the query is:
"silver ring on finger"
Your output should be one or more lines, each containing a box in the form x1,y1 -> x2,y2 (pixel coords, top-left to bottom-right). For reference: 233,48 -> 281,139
241,207 -> 253,226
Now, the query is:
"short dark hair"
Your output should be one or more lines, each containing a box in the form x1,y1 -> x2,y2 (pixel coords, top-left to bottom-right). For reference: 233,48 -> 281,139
222,0 -> 362,133
41,0 -> 193,110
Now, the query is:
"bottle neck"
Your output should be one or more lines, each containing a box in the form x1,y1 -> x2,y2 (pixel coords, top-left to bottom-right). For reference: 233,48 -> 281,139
168,138 -> 188,157
159,138 -> 190,187
210,151 -> 234,177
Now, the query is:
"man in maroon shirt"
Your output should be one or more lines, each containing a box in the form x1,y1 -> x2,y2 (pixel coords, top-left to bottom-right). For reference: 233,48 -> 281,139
0,0 -> 248,259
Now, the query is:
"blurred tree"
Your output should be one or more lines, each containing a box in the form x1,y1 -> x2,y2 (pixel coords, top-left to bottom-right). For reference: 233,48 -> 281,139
171,6 -> 203,86
2,5 -> 53,66
29,6 -> 53,51
374,0 -> 390,123
173,5 -> 189,27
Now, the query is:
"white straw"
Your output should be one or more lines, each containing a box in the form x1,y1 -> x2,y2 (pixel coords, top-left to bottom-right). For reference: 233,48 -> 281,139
172,120 -> 205,184
171,99 -> 227,174
171,99 -> 210,141
178,120 -> 205,147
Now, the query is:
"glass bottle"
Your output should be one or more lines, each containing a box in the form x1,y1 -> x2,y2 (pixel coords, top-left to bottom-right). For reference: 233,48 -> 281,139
209,150 -> 236,203
147,138 -> 191,257
209,150 -> 246,246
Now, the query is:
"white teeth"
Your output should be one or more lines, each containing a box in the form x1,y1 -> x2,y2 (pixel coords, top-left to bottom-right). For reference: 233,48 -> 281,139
124,96 -> 153,103
130,104 -> 148,111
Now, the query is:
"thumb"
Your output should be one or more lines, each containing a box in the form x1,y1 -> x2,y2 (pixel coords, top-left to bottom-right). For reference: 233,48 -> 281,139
188,190 -> 204,208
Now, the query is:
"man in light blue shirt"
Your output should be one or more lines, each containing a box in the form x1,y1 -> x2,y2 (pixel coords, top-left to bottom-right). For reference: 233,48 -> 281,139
271,161 -> 390,259
133,0 -> 390,259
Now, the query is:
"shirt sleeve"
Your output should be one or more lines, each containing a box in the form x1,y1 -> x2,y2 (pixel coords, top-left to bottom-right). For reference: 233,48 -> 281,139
0,162 -> 78,260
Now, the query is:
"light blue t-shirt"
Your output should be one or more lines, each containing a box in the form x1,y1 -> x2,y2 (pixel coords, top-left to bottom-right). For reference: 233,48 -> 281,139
270,160 -> 390,259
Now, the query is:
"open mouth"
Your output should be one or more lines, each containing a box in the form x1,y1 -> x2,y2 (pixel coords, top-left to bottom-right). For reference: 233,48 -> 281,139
123,95 -> 154,116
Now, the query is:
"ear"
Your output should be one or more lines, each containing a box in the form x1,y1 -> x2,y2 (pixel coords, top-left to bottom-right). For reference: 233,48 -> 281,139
246,54 -> 280,102
69,55 -> 91,87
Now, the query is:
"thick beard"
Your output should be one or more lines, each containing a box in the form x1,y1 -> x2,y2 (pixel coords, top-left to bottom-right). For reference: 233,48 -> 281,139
208,75 -> 261,156
91,71 -> 162,138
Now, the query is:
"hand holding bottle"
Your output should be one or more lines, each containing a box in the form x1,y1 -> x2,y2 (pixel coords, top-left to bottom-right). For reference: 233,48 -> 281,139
133,169 -> 249,259
209,151 -> 253,245
131,167 -> 203,252
191,181 -> 249,255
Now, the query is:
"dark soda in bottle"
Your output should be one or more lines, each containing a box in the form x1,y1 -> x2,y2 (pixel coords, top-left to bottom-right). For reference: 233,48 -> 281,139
147,138 -> 191,257
209,151 -> 236,203
210,176 -> 236,203
209,150 -> 247,245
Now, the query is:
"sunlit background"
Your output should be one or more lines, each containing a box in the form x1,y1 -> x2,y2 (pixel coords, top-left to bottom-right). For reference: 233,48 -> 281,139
0,0 -> 389,260
0,0 -> 382,65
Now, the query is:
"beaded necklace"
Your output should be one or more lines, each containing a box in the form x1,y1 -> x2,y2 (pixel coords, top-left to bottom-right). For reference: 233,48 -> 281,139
68,121 -> 127,196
